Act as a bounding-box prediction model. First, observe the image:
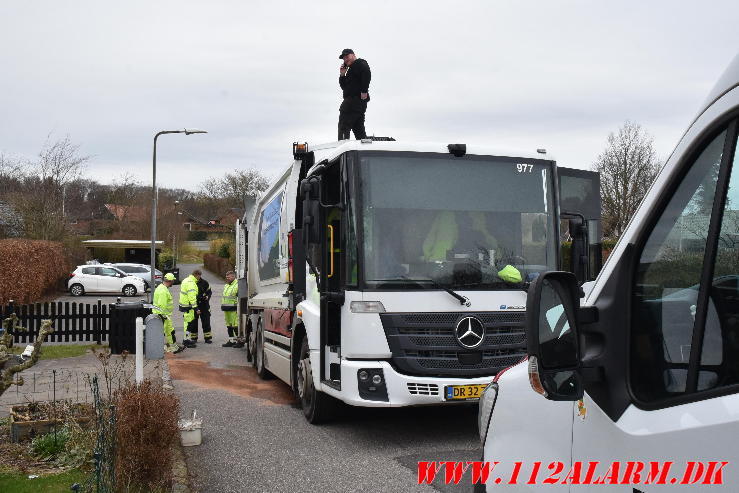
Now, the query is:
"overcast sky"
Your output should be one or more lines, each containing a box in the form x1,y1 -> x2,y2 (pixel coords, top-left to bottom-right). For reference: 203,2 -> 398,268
1,1 -> 738,190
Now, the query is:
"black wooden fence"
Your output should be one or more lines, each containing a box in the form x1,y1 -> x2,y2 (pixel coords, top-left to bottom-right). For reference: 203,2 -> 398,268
0,301 -> 149,353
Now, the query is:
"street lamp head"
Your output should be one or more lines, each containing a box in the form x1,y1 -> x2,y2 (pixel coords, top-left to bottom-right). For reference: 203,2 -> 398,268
184,128 -> 207,135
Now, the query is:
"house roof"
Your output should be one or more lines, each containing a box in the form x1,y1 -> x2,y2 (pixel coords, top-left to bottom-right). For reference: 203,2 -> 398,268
104,203 -> 148,221
82,239 -> 164,249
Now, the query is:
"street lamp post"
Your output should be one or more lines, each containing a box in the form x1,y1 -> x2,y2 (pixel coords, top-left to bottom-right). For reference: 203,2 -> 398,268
151,129 -> 207,301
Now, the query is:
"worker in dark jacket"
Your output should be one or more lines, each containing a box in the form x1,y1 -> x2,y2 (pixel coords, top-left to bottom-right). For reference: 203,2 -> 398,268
338,48 -> 371,140
193,274 -> 213,343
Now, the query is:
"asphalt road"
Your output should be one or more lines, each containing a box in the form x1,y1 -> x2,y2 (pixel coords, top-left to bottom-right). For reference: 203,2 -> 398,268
167,264 -> 482,493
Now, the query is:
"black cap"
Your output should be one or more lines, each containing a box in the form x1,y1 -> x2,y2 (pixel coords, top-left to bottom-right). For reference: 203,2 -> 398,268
339,48 -> 354,59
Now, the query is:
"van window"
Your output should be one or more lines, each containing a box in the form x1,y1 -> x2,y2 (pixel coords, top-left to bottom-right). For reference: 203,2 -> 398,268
702,136 -> 739,388
631,127 -> 738,403
258,192 -> 283,281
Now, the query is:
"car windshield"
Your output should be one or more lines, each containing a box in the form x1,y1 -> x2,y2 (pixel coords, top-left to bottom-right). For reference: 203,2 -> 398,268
354,152 -> 557,289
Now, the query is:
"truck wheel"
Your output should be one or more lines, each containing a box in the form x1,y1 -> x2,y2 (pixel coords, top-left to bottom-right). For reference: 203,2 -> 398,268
70,284 -> 85,296
255,319 -> 272,379
296,337 -> 338,424
122,284 -> 137,297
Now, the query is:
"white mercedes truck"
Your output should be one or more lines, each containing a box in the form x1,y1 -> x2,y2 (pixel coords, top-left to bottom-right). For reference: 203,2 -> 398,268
236,138 -> 600,423
477,53 -> 739,491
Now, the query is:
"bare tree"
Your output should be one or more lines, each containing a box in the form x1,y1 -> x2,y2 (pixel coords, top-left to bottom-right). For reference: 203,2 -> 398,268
10,135 -> 90,240
592,121 -> 660,238
200,168 -> 270,207
107,172 -> 145,220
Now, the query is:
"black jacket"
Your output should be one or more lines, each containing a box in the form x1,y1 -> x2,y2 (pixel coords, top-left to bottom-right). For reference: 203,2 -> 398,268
196,278 -> 212,311
339,58 -> 371,100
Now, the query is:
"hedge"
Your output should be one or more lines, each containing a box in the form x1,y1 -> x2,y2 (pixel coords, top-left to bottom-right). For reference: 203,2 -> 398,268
203,253 -> 233,278
0,239 -> 70,303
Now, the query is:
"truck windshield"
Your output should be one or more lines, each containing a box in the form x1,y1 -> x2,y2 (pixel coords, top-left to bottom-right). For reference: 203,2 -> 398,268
355,152 -> 557,289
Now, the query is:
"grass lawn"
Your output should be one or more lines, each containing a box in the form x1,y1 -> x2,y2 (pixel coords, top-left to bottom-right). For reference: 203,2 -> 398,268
9,344 -> 103,360
0,468 -> 87,492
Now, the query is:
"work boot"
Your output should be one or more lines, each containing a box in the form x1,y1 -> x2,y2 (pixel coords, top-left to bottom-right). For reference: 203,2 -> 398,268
205,338 -> 213,344
173,344 -> 185,354
233,340 -> 245,348
184,340 -> 196,348
222,341 -> 235,347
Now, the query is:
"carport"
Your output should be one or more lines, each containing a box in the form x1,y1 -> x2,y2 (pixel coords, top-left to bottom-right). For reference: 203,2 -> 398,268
82,239 -> 164,265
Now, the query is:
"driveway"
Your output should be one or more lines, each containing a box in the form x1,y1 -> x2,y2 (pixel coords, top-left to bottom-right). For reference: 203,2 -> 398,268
167,264 -> 481,493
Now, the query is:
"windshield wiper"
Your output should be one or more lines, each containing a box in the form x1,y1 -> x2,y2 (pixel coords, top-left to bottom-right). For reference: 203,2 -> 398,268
399,276 -> 471,307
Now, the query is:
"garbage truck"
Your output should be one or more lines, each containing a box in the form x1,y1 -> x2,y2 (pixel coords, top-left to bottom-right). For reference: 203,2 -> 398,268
235,138 -> 600,423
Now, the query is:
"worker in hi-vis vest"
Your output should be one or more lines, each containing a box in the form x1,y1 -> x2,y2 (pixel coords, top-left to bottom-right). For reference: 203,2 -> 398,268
221,271 -> 241,347
179,270 -> 201,348
153,273 -> 184,353
422,211 -> 522,283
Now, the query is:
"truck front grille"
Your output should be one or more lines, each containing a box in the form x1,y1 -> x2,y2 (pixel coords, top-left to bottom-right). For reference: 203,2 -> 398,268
380,312 -> 526,377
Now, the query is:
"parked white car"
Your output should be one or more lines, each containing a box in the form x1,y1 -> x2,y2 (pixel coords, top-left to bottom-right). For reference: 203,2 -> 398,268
109,263 -> 162,291
68,265 -> 146,297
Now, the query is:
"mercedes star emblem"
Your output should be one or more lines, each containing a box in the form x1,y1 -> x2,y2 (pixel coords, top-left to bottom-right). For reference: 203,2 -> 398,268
454,316 -> 485,349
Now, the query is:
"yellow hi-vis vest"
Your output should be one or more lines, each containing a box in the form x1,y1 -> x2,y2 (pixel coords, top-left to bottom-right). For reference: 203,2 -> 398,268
222,280 -> 238,306
179,275 -> 198,311
152,284 -> 173,317
423,211 -> 458,261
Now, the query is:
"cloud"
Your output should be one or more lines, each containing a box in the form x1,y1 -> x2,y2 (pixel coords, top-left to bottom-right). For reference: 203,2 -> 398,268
0,0 -> 737,189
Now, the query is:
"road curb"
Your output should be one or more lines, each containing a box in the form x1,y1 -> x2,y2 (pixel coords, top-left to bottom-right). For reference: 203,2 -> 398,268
163,357 -> 192,492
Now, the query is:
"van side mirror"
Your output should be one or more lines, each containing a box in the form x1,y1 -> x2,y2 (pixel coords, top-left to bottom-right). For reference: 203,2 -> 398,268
525,271 -> 583,401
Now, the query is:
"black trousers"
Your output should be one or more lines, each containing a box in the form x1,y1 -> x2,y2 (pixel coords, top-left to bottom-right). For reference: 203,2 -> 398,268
189,310 -> 212,340
338,97 -> 368,140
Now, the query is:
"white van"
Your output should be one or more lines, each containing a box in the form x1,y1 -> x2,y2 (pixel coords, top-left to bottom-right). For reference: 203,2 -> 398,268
477,53 -> 739,491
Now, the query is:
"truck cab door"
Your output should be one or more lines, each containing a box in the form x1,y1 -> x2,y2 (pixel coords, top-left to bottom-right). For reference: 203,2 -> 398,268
572,115 -> 739,490
301,158 -> 347,387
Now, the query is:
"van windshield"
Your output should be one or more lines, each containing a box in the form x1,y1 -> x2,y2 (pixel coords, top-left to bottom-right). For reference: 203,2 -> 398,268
354,152 -> 557,289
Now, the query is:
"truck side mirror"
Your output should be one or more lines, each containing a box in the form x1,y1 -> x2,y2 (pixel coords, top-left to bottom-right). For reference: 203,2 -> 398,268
525,271 -> 584,401
300,178 -> 322,245
561,212 -> 589,284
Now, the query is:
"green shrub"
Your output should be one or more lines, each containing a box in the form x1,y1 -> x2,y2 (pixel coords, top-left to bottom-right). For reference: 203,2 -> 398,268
210,238 -> 234,259
217,241 -> 231,259
158,248 -> 174,269
31,427 -> 70,459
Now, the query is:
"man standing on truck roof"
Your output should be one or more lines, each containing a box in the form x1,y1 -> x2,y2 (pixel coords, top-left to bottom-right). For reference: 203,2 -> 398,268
179,270 -> 201,348
338,48 -> 371,140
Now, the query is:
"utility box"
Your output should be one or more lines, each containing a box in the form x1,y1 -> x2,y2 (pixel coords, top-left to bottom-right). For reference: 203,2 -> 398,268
144,314 -> 165,360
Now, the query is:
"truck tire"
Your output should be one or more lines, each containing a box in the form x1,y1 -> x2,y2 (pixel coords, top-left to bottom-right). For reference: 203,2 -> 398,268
69,284 -> 85,297
255,319 -> 272,379
296,336 -> 338,424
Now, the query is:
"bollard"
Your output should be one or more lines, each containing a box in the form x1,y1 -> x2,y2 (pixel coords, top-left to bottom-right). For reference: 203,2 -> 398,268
135,317 -> 144,384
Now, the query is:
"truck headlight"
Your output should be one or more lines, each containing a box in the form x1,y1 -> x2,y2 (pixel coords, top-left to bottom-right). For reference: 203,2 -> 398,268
478,382 -> 498,445
350,301 -> 386,313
